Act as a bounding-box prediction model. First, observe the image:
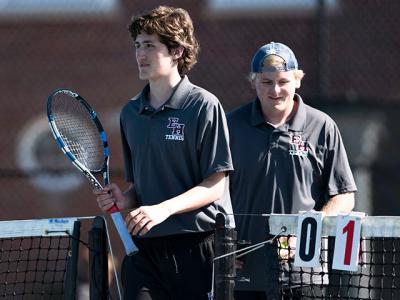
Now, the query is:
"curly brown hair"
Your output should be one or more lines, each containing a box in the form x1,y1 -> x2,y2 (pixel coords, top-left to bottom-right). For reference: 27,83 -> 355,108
128,6 -> 200,75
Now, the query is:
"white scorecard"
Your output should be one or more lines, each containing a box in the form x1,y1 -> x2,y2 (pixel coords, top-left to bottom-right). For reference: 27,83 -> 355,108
294,211 -> 324,268
332,212 -> 365,271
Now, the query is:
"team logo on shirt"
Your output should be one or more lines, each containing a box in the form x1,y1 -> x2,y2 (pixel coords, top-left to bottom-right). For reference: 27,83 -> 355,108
165,117 -> 185,141
289,134 -> 309,157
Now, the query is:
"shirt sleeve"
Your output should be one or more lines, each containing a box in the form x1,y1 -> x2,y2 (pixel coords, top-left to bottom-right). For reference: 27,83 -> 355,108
120,117 -> 134,183
196,101 -> 234,179
324,122 -> 357,195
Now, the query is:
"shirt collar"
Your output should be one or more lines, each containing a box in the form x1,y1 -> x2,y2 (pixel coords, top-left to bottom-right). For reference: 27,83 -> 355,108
250,98 -> 266,126
249,93 -> 307,132
138,75 -> 191,114
287,94 -> 307,132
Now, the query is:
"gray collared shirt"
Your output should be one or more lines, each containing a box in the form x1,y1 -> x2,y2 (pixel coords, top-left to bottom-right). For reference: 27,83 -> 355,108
227,94 -> 357,291
120,76 -> 234,237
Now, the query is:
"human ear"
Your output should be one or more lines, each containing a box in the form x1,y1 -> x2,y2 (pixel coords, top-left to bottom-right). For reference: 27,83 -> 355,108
251,79 -> 256,89
249,73 -> 256,89
295,78 -> 301,89
172,46 -> 184,59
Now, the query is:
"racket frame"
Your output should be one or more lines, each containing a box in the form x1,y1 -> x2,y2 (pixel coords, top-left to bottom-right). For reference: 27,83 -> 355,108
47,89 -> 108,189
47,89 -> 138,255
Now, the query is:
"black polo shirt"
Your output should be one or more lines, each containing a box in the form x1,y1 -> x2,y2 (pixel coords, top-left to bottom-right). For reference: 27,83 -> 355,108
227,94 -> 357,291
120,76 -> 234,237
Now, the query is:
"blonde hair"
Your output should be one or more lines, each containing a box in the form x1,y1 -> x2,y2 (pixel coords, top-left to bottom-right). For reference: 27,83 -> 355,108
248,54 -> 305,81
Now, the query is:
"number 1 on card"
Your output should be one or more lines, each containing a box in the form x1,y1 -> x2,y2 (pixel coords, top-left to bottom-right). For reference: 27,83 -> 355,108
332,212 -> 365,271
342,219 -> 355,265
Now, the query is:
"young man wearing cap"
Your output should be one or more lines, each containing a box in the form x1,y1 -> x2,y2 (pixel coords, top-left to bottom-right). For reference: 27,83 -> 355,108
94,6 -> 234,299
227,42 -> 357,299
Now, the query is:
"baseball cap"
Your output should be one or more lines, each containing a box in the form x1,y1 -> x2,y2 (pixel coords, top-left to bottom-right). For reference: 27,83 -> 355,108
251,42 -> 298,73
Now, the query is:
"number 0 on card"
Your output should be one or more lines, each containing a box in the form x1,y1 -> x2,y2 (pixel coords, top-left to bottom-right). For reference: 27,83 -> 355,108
294,211 -> 324,268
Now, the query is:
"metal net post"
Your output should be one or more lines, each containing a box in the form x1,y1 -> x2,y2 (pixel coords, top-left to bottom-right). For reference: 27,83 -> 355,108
214,213 -> 236,300
63,220 -> 81,300
89,216 -> 109,300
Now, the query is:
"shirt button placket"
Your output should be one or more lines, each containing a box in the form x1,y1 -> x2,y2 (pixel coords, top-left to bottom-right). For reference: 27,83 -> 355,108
269,131 -> 279,152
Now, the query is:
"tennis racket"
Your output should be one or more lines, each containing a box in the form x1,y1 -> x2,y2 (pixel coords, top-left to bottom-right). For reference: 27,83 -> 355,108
47,88 -> 138,255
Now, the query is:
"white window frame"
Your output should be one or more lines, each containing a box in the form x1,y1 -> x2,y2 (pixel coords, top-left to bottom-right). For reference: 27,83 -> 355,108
0,0 -> 120,17
207,0 -> 338,14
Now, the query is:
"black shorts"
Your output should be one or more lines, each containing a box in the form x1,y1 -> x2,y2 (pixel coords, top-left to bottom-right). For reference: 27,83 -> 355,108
121,231 -> 214,300
234,290 -> 302,300
234,288 -> 316,300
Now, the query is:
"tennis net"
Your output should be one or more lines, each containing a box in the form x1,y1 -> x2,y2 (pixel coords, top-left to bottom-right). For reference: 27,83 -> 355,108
0,217 -> 80,299
269,214 -> 400,299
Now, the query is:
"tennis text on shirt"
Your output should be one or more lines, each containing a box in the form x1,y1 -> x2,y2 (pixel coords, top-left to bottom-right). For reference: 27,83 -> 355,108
289,133 -> 309,157
165,117 -> 185,141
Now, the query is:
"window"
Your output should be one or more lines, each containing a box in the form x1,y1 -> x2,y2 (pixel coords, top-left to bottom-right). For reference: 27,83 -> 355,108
207,0 -> 337,14
0,0 -> 119,17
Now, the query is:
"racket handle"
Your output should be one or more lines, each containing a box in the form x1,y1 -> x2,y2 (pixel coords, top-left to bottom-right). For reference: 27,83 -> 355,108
110,211 -> 139,256
107,204 -> 119,214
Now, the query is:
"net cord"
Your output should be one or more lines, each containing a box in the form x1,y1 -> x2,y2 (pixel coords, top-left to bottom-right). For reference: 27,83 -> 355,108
208,227 -> 287,300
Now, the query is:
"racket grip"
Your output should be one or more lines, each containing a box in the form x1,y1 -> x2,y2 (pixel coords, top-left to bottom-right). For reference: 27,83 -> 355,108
107,204 -> 119,214
110,211 -> 139,256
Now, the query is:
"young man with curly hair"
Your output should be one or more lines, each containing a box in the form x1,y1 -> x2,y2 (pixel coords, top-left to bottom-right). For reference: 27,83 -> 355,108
93,6 -> 233,300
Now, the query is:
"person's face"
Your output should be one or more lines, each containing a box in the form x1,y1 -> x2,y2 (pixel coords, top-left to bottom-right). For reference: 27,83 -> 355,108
135,33 -> 177,81
252,70 -> 300,115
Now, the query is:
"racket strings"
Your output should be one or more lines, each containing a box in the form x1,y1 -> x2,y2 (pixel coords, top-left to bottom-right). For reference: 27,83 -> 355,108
51,94 -> 104,171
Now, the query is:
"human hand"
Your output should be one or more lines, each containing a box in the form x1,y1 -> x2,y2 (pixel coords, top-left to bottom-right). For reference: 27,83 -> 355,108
93,183 -> 128,213
125,203 -> 172,236
278,236 -> 297,260
235,259 -> 244,270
